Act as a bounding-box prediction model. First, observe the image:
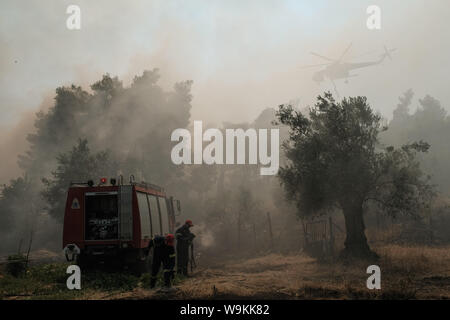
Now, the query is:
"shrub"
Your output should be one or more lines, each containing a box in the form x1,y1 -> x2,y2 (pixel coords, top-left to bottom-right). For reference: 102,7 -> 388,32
6,254 -> 27,277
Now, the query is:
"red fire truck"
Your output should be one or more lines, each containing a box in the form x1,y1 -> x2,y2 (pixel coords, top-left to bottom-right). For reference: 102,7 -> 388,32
62,176 -> 181,272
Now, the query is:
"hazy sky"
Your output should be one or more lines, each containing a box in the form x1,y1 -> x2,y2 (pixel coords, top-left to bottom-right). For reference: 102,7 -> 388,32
1,0 -> 449,180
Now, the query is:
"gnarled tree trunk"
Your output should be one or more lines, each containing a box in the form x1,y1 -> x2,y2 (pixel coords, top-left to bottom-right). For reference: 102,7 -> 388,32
341,203 -> 378,260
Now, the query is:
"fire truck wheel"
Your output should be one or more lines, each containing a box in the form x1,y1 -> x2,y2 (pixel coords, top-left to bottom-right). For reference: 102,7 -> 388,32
75,253 -> 90,269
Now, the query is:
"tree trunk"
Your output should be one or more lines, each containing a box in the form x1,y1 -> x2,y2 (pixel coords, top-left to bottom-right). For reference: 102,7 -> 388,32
267,211 -> 274,250
341,204 -> 378,260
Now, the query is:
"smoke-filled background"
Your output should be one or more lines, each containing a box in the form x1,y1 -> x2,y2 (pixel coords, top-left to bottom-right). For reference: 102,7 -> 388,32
1,0 -> 450,256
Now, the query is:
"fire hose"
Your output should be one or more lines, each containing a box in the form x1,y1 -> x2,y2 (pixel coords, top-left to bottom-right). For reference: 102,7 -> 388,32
190,242 -> 197,272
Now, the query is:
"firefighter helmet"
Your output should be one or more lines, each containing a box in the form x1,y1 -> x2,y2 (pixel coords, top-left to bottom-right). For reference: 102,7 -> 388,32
185,219 -> 193,227
166,233 -> 175,246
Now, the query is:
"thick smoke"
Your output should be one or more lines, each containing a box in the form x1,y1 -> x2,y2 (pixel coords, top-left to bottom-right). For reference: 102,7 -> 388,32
1,1 -> 450,256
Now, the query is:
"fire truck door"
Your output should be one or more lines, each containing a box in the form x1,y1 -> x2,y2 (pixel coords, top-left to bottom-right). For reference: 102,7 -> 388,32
119,185 -> 133,241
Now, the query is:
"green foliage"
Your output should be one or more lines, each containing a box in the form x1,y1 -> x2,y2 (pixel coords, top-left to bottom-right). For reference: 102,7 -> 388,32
41,139 -> 117,221
0,262 -> 80,299
383,90 -> 450,195
27,263 -> 69,284
8,70 -> 193,229
276,92 -> 434,257
18,85 -> 91,174
19,70 -> 192,186
0,262 -> 187,299
0,176 -> 33,233
0,176 -> 40,254
83,271 -> 139,291
5,254 -> 27,277
139,272 -> 184,289
369,141 -> 434,218
277,93 -> 371,214
139,272 -> 152,288
276,92 -> 433,218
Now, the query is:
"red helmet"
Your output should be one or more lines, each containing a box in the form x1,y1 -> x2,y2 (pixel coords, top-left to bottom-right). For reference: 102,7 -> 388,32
166,234 -> 175,246
185,219 -> 193,227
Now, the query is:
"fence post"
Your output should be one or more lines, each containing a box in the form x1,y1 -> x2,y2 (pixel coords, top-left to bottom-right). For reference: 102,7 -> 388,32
429,210 -> 433,244
237,210 -> 241,249
253,223 -> 257,251
267,211 -> 274,250
328,216 -> 334,257
301,218 -> 308,250
18,238 -> 23,255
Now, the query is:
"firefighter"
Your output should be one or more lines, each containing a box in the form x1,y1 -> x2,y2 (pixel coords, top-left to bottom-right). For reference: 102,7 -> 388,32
150,234 -> 176,289
175,219 -> 195,276
164,233 -> 176,287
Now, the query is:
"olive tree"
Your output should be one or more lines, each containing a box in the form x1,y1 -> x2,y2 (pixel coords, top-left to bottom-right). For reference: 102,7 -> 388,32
276,92 -> 434,259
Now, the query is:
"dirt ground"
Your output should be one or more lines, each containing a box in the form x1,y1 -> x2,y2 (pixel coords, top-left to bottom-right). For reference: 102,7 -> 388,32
88,245 -> 450,300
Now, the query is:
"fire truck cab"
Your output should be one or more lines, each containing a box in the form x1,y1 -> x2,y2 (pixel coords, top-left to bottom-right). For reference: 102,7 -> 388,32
62,177 -> 180,272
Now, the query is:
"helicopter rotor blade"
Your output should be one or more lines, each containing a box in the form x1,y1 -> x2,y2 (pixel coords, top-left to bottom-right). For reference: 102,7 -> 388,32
310,52 -> 336,62
299,62 -> 332,69
350,49 -> 377,59
338,42 -> 352,62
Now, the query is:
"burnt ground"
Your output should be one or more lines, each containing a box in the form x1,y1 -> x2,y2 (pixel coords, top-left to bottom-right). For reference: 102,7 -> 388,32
88,245 -> 450,300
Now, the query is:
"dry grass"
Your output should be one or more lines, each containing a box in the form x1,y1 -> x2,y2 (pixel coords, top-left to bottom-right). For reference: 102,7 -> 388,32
169,245 -> 450,300
377,245 -> 450,275
100,245 -> 449,300
2,245 -> 449,300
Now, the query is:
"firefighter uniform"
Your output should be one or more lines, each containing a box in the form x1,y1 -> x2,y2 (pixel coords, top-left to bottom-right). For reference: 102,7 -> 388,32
175,220 -> 195,276
150,234 -> 176,288
164,234 -> 176,286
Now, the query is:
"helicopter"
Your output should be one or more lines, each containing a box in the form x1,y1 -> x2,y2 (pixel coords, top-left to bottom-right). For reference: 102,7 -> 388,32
302,43 -> 396,97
